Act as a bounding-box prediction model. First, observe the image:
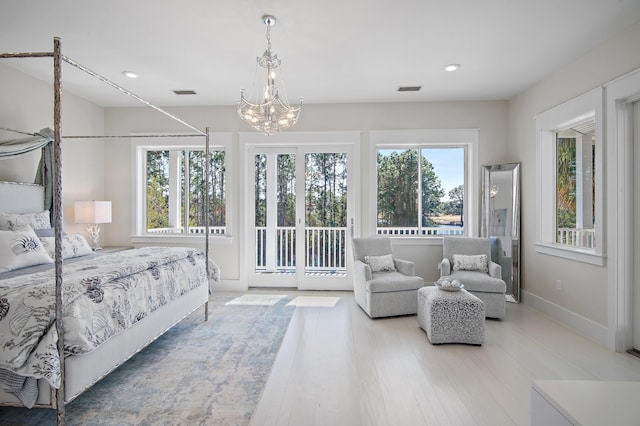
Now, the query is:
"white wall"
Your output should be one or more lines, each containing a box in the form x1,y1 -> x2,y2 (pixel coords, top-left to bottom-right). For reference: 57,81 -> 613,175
105,101 -> 509,289
508,21 -> 640,332
0,62 -> 105,237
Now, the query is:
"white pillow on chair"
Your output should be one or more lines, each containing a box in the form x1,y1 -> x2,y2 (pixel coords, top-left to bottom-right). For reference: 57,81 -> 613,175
365,254 -> 396,272
452,254 -> 488,273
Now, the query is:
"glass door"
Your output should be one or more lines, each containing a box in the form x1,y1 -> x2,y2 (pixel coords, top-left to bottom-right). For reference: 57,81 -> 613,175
249,145 -> 353,290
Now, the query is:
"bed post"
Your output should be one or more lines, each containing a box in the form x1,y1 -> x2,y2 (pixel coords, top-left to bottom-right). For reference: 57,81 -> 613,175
204,126 -> 210,322
53,36 -> 66,426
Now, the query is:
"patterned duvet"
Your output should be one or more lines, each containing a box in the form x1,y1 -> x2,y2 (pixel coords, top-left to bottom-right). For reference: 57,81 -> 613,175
0,246 -> 208,392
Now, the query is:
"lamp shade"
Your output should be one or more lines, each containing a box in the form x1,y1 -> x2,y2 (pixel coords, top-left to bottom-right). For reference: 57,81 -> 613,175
74,201 -> 112,224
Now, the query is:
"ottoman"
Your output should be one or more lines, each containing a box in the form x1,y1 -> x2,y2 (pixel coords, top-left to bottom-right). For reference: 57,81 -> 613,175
417,286 -> 485,345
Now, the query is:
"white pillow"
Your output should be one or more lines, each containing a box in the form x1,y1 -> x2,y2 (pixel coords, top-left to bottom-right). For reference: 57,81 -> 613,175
40,233 -> 93,260
0,211 -> 51,231
364,254 -> 396,272
452,254 -> 488,273
0,226 -> 53,272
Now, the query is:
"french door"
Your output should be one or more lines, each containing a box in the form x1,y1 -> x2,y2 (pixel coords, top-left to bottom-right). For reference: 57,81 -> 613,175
248,144 -> 354,290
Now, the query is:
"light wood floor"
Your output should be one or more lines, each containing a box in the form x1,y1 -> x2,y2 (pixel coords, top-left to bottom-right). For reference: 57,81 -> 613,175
246,290 -> 640,426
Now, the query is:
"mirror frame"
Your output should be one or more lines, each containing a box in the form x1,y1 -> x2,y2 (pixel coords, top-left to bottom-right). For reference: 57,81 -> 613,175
481,162 -> 521,303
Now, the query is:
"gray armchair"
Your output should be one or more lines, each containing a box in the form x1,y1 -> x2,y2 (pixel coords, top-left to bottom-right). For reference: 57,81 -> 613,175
352,237 -> 424,318
440,236 -> 506,319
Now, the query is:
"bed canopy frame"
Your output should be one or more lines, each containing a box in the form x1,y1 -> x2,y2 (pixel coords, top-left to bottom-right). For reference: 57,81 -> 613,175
0,37 -> 213,425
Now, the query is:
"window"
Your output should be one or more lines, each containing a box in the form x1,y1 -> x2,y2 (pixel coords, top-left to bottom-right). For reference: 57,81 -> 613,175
535,88 -> 603,264
133,135 -> 231,239
555,121 -> 595,249
370,130 -> 477,238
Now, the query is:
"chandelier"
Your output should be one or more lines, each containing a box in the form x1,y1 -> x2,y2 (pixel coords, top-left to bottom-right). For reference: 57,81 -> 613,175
237,15 -> 302,136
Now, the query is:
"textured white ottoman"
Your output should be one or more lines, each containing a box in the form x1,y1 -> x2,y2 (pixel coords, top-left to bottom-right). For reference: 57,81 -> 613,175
417,286 -> 485,345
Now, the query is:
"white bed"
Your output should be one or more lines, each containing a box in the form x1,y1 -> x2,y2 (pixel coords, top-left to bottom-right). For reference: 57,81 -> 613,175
1,39 -> 215,424
0,181 -> 212,407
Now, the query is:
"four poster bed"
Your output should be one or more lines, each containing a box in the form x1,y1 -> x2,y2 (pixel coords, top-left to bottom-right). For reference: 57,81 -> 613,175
0,39 -> 218,424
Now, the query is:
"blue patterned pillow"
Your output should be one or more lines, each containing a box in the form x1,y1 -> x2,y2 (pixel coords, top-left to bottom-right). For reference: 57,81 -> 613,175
0,226 -> 53,272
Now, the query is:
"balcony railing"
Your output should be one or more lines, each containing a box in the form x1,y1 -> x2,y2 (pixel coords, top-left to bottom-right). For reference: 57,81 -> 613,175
377,226 -> 464,236
255,226 -> 347,273
147,226 -> 226,235
557,228 -> 595,249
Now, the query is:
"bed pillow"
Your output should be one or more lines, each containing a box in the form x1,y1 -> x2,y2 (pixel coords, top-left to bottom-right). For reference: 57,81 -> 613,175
452,254 -> 489,273
34,227 -> 56,238
0,211 -> 51,231
364,254 -> 396,272
40,233 -> 93,260
0,226 -> 53,272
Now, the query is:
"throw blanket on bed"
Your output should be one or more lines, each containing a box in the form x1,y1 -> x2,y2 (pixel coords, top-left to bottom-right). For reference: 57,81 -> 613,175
0,247 -> 208,395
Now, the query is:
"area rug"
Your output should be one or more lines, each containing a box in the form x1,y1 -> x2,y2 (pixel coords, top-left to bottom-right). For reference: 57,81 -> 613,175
0,294 -> 295,426
225,294 -> 287,306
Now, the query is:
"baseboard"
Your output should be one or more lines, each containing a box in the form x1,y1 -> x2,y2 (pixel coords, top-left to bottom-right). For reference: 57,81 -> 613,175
211,279 -> 247,292
522,290 -> 608,347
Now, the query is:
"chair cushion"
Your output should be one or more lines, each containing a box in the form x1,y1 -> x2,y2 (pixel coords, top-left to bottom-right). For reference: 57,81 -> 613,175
367,271 -> 424,293
449,270 -> 506,293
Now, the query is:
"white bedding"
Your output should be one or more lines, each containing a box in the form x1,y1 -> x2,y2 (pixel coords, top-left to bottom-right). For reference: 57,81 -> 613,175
0,247 -> 209,394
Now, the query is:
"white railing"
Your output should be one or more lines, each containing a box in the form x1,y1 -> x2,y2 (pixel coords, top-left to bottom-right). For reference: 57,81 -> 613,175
557,228 -> 595,249
255,226 -> 347,272
377,226 -> 464,236
147,226 -> 226,235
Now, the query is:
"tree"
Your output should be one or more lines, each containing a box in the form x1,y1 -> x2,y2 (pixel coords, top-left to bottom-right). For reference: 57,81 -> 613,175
146,150 -> 170,230
447,185 -> 464,226
557,137 -> 576,228
377,149 -> 444,228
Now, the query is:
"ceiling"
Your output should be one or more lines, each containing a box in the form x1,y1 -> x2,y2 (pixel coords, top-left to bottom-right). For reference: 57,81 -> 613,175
2,0 -> 640,107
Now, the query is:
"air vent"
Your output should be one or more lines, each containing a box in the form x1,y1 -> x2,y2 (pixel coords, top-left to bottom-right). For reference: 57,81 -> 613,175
398,86 -> 422,92
172,90 -> 197,95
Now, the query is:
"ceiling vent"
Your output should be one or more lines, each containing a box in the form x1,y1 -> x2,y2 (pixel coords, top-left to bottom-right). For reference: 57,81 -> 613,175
172,90 -> 197,95
398,86 -> 422,92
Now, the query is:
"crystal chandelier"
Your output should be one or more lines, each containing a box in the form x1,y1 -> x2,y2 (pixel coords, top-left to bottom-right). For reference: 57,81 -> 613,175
237,15 -> 302,136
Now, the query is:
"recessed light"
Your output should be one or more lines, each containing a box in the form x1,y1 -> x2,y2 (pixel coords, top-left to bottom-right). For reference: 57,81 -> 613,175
122,71 -> 138,78
444,64 -> 460,72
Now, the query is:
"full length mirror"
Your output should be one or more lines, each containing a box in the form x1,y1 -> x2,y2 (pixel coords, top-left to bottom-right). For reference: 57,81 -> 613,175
481,162 -> 521,302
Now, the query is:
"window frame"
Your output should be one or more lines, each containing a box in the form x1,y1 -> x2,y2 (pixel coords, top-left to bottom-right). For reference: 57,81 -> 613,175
535,87 -> 604,265
131,133 -> 232,244
369,129 -> 478,243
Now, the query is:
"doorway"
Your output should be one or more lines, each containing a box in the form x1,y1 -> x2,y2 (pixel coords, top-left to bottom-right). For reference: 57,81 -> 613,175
248,144 -> 354,290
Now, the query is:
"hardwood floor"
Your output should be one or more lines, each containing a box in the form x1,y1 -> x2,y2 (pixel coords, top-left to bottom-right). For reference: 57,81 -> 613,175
247,290 -> 640,426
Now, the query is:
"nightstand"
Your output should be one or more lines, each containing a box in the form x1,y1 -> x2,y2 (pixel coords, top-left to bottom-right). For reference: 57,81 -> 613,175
98,246 -> 133,253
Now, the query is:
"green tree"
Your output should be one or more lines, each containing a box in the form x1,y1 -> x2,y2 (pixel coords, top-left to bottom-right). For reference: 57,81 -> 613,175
557,137 -> 576,228
146,151 -> 170,230
447,184 -> 464,226
377,149 -> 444,228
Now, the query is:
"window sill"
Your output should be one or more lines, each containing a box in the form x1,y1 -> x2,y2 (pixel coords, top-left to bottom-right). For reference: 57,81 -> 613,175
534,242 -> 605,266
131,234 -> 233,245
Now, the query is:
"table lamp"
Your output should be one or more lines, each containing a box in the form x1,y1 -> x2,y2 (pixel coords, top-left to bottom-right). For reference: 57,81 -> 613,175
74,201 -> 112,250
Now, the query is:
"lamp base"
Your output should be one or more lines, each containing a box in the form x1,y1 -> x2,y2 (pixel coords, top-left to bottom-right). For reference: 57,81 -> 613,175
87,224 -> 102,251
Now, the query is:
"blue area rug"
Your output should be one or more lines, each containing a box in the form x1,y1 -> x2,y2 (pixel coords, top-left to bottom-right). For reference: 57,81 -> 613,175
0,294 -> 295,425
